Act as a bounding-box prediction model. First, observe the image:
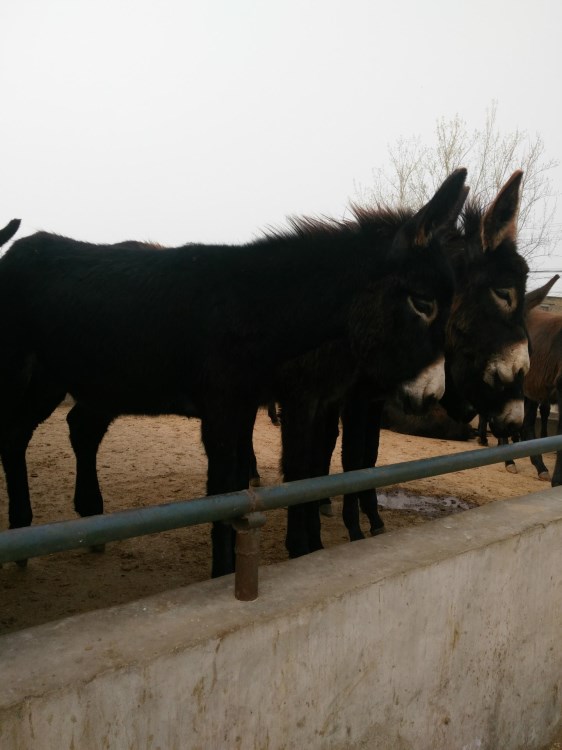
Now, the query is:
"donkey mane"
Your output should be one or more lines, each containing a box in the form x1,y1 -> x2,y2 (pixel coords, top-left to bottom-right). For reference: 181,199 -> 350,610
261,205 -> 415,243
460,199 -> 484,239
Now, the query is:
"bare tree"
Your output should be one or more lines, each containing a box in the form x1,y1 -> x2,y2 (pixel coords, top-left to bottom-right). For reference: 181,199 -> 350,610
356,102 -> 559,261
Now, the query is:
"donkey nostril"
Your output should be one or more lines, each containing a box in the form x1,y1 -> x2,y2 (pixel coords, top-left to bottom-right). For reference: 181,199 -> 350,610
401,394 -> 415,415
484,341 -> 530,388
493,371 -> 506,391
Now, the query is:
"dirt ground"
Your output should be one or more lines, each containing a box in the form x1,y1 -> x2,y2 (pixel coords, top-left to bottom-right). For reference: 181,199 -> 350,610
0,403 -> 556,635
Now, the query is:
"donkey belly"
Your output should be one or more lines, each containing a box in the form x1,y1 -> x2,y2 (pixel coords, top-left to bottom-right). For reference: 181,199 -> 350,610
68,384 -> 201,418
26,329 -> 202,417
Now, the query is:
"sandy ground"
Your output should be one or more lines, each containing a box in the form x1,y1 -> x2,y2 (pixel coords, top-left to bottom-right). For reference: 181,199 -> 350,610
0,403 -> 556,635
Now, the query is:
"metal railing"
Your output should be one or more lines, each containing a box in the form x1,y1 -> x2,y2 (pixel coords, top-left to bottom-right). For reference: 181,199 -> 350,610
1,435 -> 562,599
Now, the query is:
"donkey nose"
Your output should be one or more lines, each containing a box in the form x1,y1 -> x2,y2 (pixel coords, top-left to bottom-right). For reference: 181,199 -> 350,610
402,392 -> 439,416
489,399 -> 524,437
399,356 -> 445,414
483,340 -> 530,387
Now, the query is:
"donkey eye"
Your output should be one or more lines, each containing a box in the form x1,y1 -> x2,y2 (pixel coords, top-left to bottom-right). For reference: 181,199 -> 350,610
491,287 -> 515,311
408,295 -> 437,323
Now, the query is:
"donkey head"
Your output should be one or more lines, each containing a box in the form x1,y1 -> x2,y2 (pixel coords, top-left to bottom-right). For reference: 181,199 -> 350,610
350,168 -> 468,413
441,171 -> 529,437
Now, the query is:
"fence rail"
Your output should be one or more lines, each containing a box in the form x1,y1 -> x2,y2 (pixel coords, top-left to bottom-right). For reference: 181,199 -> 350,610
2,435 -> 562,599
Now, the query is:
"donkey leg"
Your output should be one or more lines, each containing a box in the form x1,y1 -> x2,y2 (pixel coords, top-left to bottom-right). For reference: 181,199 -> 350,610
313,403 -> 340,519
202,403 -> 256,577
248,440 -> 260,487
358,401 -> 385,536
0,380 -> 65,565
66,403 -> 115,554
1,432 -> 34,568
477,414 -> 489,446
67,403 -> 113,518
1,430 -> 34,531
522,399 -> 550,480
340,396 -> 368,542
206,450 -> 238,578
504,430 -> 521,474
539,401 -> 551,438
292,407 -> 326,554
500,436 -> 517,474
240,407 -> 259,490
281,397 -> 318,558
303,501 -> 323,553
300,403 -> 341,551
550,388 -> 562,487
341,395 -> 385,541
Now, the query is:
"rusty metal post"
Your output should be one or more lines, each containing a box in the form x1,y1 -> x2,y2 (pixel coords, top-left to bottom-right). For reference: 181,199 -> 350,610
233,511 -> 266,601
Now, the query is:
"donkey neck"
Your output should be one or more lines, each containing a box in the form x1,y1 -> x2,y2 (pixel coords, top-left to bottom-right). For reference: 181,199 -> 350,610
242,231 -> 393,364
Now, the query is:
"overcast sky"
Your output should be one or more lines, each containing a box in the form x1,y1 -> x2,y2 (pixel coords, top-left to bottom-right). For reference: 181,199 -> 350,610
1,0 -> 561,289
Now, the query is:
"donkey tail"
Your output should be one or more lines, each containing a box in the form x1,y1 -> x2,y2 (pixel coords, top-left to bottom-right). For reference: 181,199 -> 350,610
0,218 -> 21,247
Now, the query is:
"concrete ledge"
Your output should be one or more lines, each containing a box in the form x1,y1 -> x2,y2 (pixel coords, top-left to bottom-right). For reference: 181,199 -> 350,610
1,489 -> 562,750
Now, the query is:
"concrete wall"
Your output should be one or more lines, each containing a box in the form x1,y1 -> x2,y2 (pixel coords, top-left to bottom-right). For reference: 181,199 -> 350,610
1,489 -> 561,750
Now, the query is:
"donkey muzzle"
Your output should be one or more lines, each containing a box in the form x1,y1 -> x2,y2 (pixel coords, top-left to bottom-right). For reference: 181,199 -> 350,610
398,356 -> 446,415
489,399 -> 525,438
483,340 -> 530,388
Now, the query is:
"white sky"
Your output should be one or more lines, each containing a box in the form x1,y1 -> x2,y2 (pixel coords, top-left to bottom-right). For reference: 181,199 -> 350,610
1,0 -> 561,288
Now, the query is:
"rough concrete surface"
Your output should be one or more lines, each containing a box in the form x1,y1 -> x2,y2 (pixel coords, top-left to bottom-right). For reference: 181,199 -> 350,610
1,489 -> 561,750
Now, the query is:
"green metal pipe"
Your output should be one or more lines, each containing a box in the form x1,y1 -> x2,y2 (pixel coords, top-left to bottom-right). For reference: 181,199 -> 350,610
1,436 -> 562,564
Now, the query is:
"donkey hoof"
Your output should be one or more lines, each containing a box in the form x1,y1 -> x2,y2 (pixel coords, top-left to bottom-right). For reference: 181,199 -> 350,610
90,543 -> 106,554
506,464 -> 518,474
249,476 -> 261,488
539,471 -> 551,482
370,525 -> 386,537
349,530 -> 365,542
16,558 -> 28,569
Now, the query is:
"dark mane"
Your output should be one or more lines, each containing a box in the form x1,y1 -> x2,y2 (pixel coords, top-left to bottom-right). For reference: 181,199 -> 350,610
438,199 -> 486,267
461,199 -> 484,241
260,204 -> 415,243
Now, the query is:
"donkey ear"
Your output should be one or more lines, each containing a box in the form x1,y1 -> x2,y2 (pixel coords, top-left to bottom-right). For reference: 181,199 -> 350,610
406,168 -> 468,248
0,218 -> 21,248
524,274 -> 560,312
481,170 -> 523,252
449,185 -> 470,226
